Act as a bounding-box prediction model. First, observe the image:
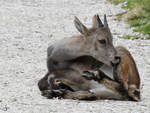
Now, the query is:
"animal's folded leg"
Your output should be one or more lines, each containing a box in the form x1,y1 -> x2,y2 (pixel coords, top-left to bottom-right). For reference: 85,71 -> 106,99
41,89 -> 66,99
63,90 -> 97,100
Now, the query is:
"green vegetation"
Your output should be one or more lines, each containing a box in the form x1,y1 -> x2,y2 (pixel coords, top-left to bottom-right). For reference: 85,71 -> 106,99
123,35 -> 140,39
109,0 -> 150,39
109,0 -> 125,5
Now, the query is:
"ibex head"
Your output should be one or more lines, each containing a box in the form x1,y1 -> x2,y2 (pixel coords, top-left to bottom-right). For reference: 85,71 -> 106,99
74,14 -> 120,66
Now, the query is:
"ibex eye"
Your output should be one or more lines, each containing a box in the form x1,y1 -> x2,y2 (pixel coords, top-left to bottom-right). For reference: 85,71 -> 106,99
98,39 -> 106,44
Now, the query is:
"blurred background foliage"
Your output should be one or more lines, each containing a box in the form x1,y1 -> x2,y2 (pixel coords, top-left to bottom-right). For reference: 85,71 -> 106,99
109,0 -> 150,39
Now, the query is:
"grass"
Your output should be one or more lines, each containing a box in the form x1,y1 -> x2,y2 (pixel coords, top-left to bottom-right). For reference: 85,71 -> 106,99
123,35 -> 140,39
109,0 -> 125,5
108,0 -> 150,39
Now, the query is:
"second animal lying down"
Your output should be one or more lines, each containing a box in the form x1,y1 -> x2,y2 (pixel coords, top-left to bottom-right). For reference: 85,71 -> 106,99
38,46 -> 141,101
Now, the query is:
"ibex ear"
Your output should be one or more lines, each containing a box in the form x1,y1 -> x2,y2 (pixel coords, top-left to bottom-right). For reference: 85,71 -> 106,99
92,14 -> 104,28
104,14 -> 109,28
74,16 -> 89,36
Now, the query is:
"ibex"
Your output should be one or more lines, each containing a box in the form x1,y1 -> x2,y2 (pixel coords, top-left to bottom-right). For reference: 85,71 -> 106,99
38,14 -> 120,91
38,15 -> 141,101
38,15 -> 126,100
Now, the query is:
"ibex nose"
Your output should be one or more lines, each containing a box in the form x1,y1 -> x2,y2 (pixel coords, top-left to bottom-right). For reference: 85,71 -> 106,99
111,56 -> 121,67
115,56 -> 121,61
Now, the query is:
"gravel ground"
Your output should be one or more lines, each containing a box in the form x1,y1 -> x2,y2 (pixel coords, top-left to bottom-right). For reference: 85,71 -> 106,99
0,0 -> 150,113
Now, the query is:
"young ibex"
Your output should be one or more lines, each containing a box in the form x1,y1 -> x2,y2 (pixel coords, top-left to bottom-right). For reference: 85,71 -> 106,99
38,15 -> 141,101
38,14 -> 120,91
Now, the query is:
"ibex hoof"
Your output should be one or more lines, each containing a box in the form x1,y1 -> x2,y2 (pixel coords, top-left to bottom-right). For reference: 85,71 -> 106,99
54,79 -> 62,86
42,89 -> 66,99
54,79 -> 74,92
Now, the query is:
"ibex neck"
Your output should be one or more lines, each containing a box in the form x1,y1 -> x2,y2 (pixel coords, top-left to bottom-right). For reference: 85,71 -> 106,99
67,35 -> 92,57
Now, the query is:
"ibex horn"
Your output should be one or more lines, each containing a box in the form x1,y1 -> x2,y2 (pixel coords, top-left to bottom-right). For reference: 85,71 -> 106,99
96,14 -> 104,27
104,14 -> 108,28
